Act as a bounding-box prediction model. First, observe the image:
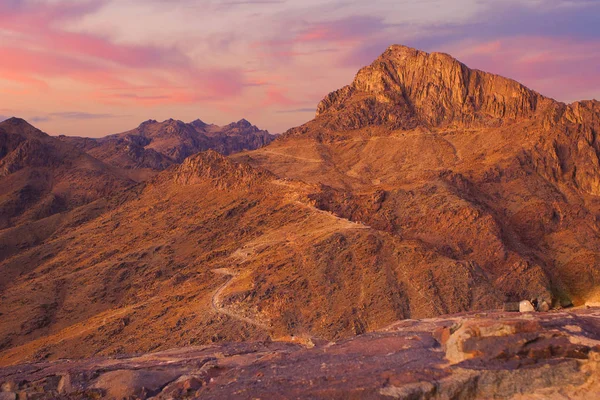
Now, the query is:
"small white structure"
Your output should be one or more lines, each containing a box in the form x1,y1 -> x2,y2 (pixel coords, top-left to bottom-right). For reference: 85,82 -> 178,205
519,300 -> 535,313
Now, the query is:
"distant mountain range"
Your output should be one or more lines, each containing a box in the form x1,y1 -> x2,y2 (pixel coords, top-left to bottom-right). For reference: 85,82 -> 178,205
60,118 -> 276,172
0,117 -> 274,230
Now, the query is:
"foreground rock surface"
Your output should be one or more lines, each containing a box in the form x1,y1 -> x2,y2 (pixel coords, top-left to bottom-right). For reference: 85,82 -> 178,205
1,308 -> 599,399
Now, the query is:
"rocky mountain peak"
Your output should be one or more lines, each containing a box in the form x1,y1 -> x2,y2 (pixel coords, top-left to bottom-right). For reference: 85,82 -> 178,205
139,119 -> 158,126
171,149 -> 272,188
236,118 -> 252,127
2,117 -> 29,126
190,119 -> 208,129
0,117 -> 48,139
315,44 -> 556,130
225,118 -> 255,131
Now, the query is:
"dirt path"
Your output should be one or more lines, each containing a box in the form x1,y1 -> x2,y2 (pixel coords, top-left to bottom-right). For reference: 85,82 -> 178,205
210,268 -> 271,331
293,200 -> 371,230
209,197 -> 369,336
259,150 -> 323,163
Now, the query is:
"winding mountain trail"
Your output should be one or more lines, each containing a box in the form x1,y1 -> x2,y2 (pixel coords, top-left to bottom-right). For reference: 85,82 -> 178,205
259,149 -> 323,163
208,198 -> 369,333
210,268 -> 271,331
292,200 -> 371,230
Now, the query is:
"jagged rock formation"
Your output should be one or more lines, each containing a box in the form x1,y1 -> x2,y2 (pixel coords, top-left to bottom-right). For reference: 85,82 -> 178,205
1,308 -> 599,399
1,44 -> 600,376
170,150 -> 273,188
61,118 -> 275,171
313,46 -> 555,130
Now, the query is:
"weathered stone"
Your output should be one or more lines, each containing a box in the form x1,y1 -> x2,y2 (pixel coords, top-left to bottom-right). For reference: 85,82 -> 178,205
520,300 -> 535,313
56,374 -> 71,394
91,370 -> 180,400
181,376 -> 203,391
1,309 -> 599,399
432,326 -> 452,346
537,300 -> 550,312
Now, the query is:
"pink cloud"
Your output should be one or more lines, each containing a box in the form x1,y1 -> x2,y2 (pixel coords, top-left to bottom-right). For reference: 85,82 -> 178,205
262,87 -> 298,107
253,15 -> 387,66
0,0 -> 247,105
0,46 -> 130,88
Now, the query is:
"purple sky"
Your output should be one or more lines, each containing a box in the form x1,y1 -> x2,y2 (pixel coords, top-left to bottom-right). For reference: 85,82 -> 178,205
0,0 -> 599,137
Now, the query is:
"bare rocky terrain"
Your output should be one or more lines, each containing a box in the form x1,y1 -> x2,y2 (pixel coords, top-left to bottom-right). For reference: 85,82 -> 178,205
1,308 -> 599,399
1,44 -> 600,398
0,118 -> 135,231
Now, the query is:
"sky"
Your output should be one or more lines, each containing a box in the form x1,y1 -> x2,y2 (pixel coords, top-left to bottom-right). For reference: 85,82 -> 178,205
0,0 -> 599,137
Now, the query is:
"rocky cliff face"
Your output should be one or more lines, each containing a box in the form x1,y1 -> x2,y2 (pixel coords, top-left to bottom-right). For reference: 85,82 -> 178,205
315,45 -> 558,130
310,46 -> 600,198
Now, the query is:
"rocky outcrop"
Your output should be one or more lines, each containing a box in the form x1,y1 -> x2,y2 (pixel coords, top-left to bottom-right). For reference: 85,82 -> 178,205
170,150 -> 273,188
2,308 -> 598,399
315,45 -> 560,131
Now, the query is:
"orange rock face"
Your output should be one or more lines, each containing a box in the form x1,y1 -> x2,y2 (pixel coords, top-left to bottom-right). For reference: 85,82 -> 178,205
1,45 -> 600,369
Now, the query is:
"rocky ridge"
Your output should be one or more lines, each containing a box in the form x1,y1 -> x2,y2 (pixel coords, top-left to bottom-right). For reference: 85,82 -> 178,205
173,150 -> 272,188
314,45 -> 561,130
0,118 -> 135,230
61,118 -> 276,171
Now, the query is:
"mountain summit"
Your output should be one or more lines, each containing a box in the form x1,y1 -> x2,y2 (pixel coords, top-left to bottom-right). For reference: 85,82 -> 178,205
313,45 -> 568,131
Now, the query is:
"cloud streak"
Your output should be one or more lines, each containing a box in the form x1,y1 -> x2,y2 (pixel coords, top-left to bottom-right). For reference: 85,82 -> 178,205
50,112 -> 126,120
0,0 -> 248,107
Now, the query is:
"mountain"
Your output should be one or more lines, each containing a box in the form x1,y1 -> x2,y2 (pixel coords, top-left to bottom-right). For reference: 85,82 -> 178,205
0,116 -> 274,263
60,118 -> 276,172
0,118 -> 135,231
312,45 -> 552,130
1,45 -> 600,368
234,44 -> 600,307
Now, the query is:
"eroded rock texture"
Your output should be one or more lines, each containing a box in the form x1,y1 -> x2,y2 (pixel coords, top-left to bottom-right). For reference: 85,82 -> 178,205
1,308 -> 599,399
